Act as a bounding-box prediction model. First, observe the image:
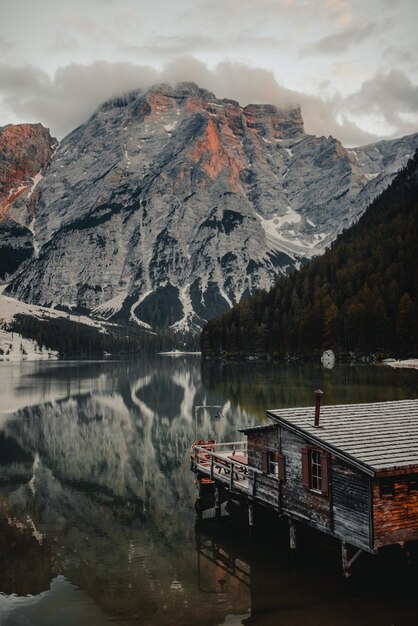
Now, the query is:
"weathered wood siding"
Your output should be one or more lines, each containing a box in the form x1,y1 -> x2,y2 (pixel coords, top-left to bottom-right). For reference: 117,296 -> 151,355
331,461 -> 371,550
247,428 -> 280,508
281,429 -> 332,530
250,473 -> 279,508
373,473 -> 418,547
247,428 -> 278,471
248,425 -> 373,549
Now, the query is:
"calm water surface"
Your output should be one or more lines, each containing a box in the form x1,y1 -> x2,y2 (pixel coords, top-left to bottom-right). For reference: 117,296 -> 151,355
0,356 -> 417,626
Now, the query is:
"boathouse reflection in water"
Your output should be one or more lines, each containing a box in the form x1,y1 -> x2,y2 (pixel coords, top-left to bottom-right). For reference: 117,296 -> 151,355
195,503 -> 418,625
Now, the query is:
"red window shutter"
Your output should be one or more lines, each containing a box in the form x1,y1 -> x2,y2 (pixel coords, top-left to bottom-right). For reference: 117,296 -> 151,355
321,453 -> 330,496
278,453 -> 286,481
261,451 -> 268,473
302,447 -> 309,487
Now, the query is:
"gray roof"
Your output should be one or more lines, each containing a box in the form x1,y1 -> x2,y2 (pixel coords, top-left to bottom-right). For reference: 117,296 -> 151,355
266,399 -> 418,475
240,423 -> 277,434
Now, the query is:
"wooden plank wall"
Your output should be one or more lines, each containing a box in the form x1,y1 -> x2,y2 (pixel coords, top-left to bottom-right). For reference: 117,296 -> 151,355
281,429 -> 332,530
373,475 -> 418,547
247,423 -> 418,551
251,473 -> 279,508
248,426 -> 374,550
247,428 -> 280,508
247,428 -> 278,471
332,461 -> 371,550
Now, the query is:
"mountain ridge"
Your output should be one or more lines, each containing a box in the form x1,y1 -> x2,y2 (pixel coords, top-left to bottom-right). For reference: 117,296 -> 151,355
201,150 -> 418,358
2,82 -> 418,333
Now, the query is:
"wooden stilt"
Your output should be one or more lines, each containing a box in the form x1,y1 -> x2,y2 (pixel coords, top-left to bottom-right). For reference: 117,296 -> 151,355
289,518 -> 297,550
248,502 -> 254,527
215,486 -> 221,518
342,541 -> 362,577
342,541 -> 350,577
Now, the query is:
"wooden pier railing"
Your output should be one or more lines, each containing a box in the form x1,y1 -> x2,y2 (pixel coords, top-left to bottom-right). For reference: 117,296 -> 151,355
192,440 -> 281,509
192,441 -> 252,494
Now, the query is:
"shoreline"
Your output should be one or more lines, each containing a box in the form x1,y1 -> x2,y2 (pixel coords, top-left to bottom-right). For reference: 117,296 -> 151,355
385,359 -> 418,370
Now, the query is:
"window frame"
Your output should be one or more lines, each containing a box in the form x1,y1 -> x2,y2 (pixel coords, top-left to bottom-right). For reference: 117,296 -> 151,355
310,449 -> 322,493
268,450 -> 279,478
302,446 -> 329,497
379,478 -> 395,498
261,449 -> 286,481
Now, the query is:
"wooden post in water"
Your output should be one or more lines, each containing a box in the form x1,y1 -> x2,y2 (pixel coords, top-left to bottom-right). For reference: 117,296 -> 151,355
215,485 -> 221,519
289,518 -> 297,549
341,542 -> 362,577
342,542 -> 350,577
248,502 -> 254,527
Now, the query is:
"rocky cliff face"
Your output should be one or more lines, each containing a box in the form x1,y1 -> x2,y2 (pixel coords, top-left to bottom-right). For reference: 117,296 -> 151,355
0,123 -> 56,279
4,83 -> 418,331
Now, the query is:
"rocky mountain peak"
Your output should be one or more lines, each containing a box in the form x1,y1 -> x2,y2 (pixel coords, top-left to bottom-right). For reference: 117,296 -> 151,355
0,123 -> 56,222
2,84 -> 418,332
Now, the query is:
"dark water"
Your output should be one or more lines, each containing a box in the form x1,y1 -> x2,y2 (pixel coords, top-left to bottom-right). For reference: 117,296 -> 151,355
0,356 -> 417,626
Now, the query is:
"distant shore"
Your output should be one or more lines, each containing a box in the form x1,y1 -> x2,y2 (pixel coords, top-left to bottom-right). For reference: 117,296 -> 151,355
384,359 -> 418,370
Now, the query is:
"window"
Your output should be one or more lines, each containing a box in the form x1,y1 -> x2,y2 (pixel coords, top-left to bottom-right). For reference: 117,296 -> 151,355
310,450 -> 322,492
379,478 -> 394,498
261,450 -> 286,480
302,447 -> 329,496
268,451 -> 279,477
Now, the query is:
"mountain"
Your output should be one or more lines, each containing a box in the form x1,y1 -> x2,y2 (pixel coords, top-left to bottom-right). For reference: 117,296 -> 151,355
3,83 -> 418,332
201,151 -> 418,358
0,123 -> 56,279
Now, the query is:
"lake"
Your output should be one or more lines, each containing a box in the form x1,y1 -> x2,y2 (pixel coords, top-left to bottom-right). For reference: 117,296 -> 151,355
0,356 -> 417,625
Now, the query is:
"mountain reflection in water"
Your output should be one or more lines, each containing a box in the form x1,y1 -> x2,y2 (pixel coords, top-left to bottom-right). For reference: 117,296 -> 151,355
0,356 -> 417,625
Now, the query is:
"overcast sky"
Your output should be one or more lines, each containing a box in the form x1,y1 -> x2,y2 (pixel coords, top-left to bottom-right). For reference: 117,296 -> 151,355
1,0 -> 417,146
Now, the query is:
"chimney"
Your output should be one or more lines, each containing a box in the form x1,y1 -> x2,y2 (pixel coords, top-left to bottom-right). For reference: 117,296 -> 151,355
314,389 -> 324,427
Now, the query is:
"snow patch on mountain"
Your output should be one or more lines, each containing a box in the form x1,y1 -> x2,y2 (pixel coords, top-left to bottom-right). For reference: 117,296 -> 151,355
93,292 -> 128,319
258,211 -> 327,260
129,291 -> 156,333
0,289 -> 112,332
0,328 -> 58,362
27,171 -> 44,198
170,285 -> 200,333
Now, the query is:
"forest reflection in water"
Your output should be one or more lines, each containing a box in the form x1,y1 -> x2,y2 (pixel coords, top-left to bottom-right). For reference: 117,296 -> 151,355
0,356 -> 417,625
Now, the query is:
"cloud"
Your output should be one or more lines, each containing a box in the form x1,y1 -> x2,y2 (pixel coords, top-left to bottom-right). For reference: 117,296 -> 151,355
383,46 -> 414,67
324,0 -> 353,27
121,34 -> 283,63
160,58 -> 379,145
160,58 -> 298,109
341,69 -> 418,135
301,22 -> 376,56
1,58 -> 301,139
1,57 -> 415,147
0,61 -> 159,137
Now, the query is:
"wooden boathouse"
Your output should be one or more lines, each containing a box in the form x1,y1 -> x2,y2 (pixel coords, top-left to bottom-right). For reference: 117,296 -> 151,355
191,396 -> 418,575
